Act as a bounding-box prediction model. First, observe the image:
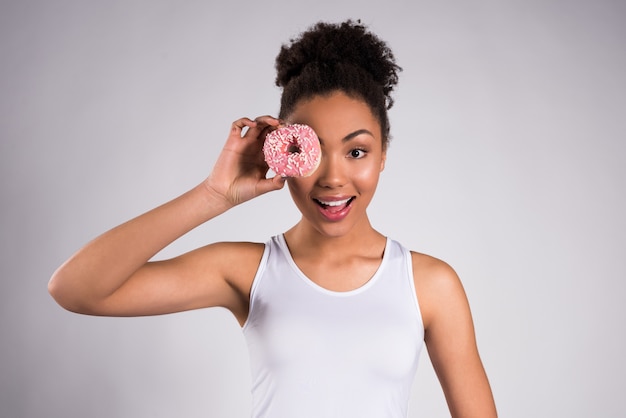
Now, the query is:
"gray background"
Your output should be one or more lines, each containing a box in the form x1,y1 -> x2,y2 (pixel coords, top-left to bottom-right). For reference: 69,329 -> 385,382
1,0 -> 625,417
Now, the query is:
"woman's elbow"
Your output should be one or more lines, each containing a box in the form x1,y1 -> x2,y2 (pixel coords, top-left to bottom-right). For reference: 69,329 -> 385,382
48,269 -> 92,314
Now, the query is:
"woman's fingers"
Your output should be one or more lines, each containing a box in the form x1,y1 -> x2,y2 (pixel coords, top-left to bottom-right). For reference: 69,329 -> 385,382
228,116 -> 280,150
230,117 -> 257,139
226,116 -> 282,166
254,115 -> 282,127
247,115 -> 281,140
255,174 -> 286,195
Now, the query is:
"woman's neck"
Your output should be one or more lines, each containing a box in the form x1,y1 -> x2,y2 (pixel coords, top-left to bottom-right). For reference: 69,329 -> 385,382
283,218 -> 386,260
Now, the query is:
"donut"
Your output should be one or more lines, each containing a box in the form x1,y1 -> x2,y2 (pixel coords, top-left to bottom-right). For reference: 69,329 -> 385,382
263,124 -> 321,177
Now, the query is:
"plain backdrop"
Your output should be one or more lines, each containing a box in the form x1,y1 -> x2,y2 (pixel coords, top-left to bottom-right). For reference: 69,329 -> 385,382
1,0 -> 625,417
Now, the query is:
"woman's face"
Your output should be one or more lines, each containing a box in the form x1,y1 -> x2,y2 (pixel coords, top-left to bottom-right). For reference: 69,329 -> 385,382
284,91 -> 386,238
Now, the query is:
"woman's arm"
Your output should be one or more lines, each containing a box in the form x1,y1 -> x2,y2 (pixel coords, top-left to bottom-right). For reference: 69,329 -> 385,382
48,116 -> 284,320
413,252 -> 497,418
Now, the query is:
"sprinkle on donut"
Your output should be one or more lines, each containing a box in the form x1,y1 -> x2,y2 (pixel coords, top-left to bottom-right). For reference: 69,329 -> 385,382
263,124 -> 321,177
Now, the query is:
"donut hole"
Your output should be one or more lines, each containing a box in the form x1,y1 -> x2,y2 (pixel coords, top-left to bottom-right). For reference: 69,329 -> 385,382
287,141 -> 301,154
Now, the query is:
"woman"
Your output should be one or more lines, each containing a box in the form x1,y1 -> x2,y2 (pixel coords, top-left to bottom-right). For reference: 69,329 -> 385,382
49,20 -> 497,417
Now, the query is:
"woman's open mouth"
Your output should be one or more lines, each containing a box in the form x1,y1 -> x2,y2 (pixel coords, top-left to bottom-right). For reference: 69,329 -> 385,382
313,197 -> 355,220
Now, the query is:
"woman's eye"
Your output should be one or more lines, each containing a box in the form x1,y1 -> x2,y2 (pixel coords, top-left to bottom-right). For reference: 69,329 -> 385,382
349,149 -> 366,159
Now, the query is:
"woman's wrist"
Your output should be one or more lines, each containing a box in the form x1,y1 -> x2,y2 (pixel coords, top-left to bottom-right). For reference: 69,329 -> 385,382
195,180 -> 236,218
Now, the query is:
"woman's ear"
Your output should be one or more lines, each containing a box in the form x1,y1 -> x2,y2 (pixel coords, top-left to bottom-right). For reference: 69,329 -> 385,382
380,151 -> 386,172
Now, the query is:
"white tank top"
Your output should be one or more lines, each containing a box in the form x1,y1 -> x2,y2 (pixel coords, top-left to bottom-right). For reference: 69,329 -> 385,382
242,235 -> 424,418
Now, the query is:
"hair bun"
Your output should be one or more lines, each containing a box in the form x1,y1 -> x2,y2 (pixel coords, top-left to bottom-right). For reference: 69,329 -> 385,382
275,20 -> 401,107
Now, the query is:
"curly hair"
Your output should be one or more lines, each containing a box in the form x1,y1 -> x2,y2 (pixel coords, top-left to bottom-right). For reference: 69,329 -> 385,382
275,20 -> 401,146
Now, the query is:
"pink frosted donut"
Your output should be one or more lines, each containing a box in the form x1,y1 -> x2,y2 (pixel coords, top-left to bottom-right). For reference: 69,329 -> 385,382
263,124 -> 321,177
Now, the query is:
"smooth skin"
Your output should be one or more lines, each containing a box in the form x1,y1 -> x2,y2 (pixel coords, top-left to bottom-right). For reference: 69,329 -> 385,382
49,91 -> 496,417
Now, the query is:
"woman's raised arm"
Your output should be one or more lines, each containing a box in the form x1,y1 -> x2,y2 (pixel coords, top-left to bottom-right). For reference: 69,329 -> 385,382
48,116 -> 284,319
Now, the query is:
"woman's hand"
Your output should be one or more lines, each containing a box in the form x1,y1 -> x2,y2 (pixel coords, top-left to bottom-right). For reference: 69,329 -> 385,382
204,116 -> 286,208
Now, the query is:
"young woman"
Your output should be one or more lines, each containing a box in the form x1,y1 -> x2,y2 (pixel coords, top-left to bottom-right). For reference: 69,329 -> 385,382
49,20 -> 497,418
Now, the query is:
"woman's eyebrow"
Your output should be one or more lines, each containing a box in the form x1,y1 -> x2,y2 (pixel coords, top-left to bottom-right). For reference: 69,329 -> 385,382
343,129 -> 375,142
318,129 -> 375,145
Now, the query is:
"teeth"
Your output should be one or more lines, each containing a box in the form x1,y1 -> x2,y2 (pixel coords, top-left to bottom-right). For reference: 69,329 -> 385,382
317,198 -> 351,207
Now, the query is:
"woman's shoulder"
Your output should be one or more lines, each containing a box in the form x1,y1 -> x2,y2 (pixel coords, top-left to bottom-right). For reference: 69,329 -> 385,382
193,240 -> 267,271
178,240 -> 268,291
183,240 -> 267,323
206,240 -> 267,254
409,250 -> 468,328
409,250 -> 458,283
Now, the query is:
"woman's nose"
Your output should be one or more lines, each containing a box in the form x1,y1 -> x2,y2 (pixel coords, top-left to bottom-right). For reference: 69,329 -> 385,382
316,154 -> 347,188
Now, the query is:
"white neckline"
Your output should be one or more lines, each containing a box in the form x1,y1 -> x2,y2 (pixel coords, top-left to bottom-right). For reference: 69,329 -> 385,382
276,234 -> 390,297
